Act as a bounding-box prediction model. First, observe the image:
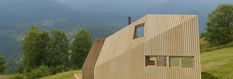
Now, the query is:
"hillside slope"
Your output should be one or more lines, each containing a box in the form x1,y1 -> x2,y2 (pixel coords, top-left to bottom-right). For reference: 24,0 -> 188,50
39,70 -> 81,79
201,47 -> 233,79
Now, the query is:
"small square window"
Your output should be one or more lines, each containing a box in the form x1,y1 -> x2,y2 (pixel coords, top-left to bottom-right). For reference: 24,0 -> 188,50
181,57 -> 193,67
134,24 -> 144,39
157,56 -> 166,66
170,57 -> 180,67
145,56 -> 156,66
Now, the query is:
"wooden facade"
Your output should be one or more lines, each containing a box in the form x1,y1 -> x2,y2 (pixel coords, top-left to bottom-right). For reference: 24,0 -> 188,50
82,39 -> 105,79
83,14 -> 201,79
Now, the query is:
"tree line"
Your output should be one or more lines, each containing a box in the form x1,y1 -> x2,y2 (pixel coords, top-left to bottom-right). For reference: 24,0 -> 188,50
16,25 -> 91,78
201,4 -> 233,51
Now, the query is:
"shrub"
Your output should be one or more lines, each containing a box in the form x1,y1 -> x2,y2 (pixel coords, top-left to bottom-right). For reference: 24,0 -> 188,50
50,65 -> 66,74
25,66 -> 52,79
0,54 -> 6,73
10,74 -> 26,79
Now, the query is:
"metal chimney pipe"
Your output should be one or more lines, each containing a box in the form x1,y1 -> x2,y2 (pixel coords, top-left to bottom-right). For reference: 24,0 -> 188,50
128,16 -> 131,25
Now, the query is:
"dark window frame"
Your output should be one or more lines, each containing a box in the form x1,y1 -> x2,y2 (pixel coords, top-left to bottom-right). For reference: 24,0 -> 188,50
145,55 -> 156,66
133,23 -> 145,39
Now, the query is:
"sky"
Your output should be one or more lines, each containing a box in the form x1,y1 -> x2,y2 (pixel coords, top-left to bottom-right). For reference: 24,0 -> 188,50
56,0 -> 163,11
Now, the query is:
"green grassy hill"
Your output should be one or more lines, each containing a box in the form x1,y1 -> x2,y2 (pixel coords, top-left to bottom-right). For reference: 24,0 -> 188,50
1,47 -> 233,79
201,47 -> 233,79
39,70 -> 81,79
0,74 -> 14,79
0,70 -> 81,79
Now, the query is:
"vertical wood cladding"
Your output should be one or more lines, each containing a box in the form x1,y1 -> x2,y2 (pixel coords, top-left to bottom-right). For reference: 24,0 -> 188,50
91,14 -> 201,79
82,39 -> 105,79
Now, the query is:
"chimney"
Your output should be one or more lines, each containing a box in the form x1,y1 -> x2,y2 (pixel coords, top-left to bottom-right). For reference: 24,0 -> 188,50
128,16 -> 131,25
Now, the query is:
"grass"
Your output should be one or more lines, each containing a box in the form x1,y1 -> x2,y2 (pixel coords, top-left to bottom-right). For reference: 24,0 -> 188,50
0,70 -> 81,79
0,74 -> 15,79
201,47 -> 233,79
39,70 -> 81,79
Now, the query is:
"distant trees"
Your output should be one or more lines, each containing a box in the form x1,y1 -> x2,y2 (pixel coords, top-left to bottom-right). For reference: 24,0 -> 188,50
23,26 -> 49,71
21,25 -> 92,78
204,4 -> 233,46
48,29 -> 69,71
71,29 -> 92,68
0,54 -> 6,73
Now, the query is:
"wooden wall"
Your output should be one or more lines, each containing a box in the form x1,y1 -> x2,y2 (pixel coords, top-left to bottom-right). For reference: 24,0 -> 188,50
94,14 -> 201,79
82,39 -> 105,79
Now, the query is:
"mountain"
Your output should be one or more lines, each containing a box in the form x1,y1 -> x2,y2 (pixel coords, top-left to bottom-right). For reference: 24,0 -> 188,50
57,0 -> 233,33
0,0 -> 232,71
0,0 -> 118,71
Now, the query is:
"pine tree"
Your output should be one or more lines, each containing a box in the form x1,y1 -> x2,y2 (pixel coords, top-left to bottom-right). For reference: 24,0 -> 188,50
71,28 -> 92,68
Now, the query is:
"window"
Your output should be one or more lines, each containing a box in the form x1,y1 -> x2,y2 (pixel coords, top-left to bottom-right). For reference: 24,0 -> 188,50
145,56 -> 156,66
145,55 -> 194,68
181,57 -> 193,67
134,24 -> 144,39
157,56 -> 166,66
170,57 -> 180,67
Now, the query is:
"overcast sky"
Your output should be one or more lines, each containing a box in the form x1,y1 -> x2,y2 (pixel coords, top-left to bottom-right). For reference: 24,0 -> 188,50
55,0 -> 232,11
55,0 -> 173,12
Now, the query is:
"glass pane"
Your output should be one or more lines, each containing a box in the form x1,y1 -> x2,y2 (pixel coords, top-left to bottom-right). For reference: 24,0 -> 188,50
170,57 -> 180,67
157,56 -> 166,66
181,57 -> 193,67
134,24 -> 144,39
145,56 -> 156,66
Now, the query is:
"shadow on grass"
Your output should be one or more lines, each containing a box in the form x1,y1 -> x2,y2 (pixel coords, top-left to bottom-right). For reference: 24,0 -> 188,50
202,72 -> 218,79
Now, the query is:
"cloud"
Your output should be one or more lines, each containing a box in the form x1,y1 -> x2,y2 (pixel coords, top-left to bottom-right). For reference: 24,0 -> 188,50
56,0 -> 158,11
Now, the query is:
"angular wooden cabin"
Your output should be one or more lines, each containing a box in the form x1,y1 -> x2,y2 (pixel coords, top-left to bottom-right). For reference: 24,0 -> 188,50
83,14 -> 201,79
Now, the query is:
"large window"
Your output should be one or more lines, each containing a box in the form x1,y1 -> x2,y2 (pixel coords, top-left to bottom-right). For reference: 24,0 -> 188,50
169,57 -> 180,67
181,57 -> 193,67
134,24 -> 144,39
169,56 -> 194,68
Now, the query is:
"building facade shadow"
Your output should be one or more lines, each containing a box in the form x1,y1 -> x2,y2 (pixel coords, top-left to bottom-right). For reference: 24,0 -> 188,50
202,72 -> 218,79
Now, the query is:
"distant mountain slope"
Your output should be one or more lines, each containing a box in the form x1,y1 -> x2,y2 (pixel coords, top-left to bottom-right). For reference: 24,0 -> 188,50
0,0 -> 232,71
0,0 -> 79,26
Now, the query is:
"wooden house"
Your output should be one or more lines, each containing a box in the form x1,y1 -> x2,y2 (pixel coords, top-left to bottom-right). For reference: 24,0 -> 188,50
83,14 -> 201,79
